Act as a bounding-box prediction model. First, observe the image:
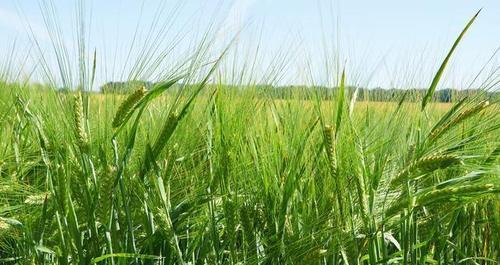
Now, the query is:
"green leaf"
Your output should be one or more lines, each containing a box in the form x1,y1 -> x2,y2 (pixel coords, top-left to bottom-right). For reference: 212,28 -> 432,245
36,245 -> 55,255
335,69 -> 346,137
91,253 -> 162,263
421,9 -> 481,111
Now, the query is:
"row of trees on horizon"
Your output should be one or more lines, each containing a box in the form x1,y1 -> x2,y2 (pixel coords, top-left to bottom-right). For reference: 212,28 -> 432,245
1,80 -> 496,103
98,80 -> 498,103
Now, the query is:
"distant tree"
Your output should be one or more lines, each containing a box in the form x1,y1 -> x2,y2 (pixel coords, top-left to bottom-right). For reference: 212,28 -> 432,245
100,80 -> 153,94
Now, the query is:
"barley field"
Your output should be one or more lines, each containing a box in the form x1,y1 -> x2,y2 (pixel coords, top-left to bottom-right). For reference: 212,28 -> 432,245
0,2 -> 499,265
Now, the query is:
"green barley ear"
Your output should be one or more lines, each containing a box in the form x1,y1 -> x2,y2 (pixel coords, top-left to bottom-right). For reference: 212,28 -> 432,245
416,183 -> 496,206
386,183 -> 497,217
324,124 -> 348,218
24,192 -> 50,205
323,125 -> 337,176
98,165 -> 116,223
416,154 -> 462,171
73,93 -> 88,149
112,86 -> 147,128
0,218 -> 10,232
391,154 -> 462,188
139,112 -> 180,178
0,217 -> 21,237
429,100 -> 489,142
152,112 -> 179,155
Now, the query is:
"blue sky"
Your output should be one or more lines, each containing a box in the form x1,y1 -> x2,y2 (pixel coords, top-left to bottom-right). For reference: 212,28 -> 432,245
0,0 -> 499,88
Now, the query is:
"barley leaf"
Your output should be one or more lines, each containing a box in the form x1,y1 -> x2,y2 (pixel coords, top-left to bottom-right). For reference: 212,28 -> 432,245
335,69 -> 346,137
421,9 -> 481,111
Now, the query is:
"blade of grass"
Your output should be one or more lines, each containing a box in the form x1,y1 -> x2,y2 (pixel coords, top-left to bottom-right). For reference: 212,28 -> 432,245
335,69 -> 346,138
421,9 -> 481,111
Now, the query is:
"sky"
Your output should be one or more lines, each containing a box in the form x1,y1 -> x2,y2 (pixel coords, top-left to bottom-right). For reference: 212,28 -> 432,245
0,0 -> 499,89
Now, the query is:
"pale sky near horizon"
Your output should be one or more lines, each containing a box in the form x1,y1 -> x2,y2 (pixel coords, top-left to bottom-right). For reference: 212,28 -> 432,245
0,0 -> 499,89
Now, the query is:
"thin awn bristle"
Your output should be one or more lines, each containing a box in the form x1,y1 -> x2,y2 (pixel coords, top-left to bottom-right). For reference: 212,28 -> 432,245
112,86 -> 147,128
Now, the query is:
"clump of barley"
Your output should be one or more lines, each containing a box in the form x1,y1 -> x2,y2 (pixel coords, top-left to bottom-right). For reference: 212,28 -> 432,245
24,192 -> 50,205
429,100 -> 489,142
112,86 -> 147,128
73,93 -> 88,149
391,154 -> 461,187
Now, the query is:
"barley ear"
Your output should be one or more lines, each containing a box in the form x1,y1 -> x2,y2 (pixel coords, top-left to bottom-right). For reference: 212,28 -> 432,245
390,154 -> 462,188
73,93 -> 88,149
112,86 -> 147,128
417,183 -> 496,206
98,165 -> 116,223
152,112 -> 179,155
429,100 -> 489,142
0,218 -> 10,232
323,125 -> 337,176
387,182 -> 497,217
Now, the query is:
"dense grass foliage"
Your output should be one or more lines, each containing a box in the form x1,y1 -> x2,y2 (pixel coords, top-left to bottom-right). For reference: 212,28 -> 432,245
0,3 -> 499,264
0,80 -> 499,264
